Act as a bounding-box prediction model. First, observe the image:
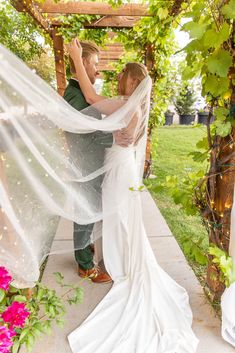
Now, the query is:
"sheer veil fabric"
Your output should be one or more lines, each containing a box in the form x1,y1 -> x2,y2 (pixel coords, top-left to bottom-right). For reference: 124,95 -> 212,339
0,44 -> 199,352
0,44 -> 151,287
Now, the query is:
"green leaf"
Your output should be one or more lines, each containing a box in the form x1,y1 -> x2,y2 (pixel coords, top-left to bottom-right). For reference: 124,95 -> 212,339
41,320 -> 52,334
56,318 -> 65,328
13,295 -> 27,303
12,340 -> 20,353
182,21 -> 207,39
222,0 -> 235,19
204,75 -> 230,96
196,136 -> 209,150
9,285 -> 19,293
33,322 -> 47,333
36,288 -> 45,301
194,248 -> 208,265
214,107 -> 229,121
188,151 -> 208,162
138,185 -> 145,191
203,23 -> 230,49
157,7 -> 168,20
215,121 -> 232,137
0,288 -> 5,303
207,49 -> 232,78
19,328 -> 30,343
25,332 -> 35,353
54,272 -> 64,284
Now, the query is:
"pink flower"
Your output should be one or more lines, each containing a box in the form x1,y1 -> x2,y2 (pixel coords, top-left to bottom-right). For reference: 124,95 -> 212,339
0,326 -> 16,353
1,302 -> 30,328
0,267 -> 12,291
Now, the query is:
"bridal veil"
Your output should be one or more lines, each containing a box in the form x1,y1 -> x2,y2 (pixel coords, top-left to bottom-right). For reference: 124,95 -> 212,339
0,44 -> 152,287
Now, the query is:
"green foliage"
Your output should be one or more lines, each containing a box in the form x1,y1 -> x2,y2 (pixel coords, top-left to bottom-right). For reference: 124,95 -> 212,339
27,47 -> 56,87
209,246 -> 235,287
57,14 -> 108,45
152,169 -> 205,216
181,0 -> 234,140
148,126 -> 209,266
1,272 -> 84,353
108,2 -> 179,128
0,1 -> 46,62
222,0 -> 235,19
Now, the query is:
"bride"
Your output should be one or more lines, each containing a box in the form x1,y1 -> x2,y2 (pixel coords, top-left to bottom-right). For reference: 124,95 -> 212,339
66,39 -> 199,353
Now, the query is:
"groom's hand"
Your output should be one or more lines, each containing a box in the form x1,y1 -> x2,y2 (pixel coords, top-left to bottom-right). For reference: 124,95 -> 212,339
113,130 -> 134,147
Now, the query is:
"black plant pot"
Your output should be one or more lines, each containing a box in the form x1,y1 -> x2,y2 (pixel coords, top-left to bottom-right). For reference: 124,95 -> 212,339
198,112 -> 214,125
164,113 -> 173,126
179,114 -> 195,125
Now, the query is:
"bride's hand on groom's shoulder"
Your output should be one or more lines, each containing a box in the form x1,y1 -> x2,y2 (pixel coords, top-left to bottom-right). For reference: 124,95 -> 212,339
66,38 -> 82,61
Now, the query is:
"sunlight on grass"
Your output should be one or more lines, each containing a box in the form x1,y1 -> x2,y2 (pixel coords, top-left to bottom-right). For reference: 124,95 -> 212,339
148,125 -> 209,281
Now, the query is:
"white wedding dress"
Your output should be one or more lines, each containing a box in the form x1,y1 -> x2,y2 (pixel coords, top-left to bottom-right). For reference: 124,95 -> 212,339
68,143 -> 199,353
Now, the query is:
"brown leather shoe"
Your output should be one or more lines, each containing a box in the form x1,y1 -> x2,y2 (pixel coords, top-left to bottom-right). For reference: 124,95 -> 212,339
78,266 -> 112,284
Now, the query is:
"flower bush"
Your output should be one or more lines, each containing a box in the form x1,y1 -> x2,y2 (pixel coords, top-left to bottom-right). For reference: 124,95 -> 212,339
0,267 -> 84,353
0,326 -> 16,353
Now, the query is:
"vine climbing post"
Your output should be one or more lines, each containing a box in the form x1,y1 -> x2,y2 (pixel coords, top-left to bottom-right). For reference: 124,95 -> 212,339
51,27 -> 67,96
205,11 -> 235,299
144,43 -> 155,178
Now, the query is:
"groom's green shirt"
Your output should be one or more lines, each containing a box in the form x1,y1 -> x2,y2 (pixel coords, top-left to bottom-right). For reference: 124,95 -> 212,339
63,79 -> 113,174
63,78 -> 113,270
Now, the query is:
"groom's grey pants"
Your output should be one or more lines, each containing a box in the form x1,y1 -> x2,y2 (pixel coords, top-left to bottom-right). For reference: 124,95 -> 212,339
74,222 -> 94,270
74,174 -> 104,270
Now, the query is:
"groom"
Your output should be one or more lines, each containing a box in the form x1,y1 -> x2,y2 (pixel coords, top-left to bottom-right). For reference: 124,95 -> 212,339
64,41 -> 132,284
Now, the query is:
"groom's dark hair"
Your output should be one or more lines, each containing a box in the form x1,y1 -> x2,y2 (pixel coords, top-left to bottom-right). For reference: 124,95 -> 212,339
69,40 -> 100,75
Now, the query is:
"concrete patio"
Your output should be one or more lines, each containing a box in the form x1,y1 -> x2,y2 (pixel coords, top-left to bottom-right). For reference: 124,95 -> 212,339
21,191 -> 234,353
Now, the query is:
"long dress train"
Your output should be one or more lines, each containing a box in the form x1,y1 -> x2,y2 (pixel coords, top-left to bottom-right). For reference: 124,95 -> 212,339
68,144 -> 199,353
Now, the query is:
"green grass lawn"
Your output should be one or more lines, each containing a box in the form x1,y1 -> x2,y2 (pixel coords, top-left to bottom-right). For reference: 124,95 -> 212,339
147,125 -> 209,282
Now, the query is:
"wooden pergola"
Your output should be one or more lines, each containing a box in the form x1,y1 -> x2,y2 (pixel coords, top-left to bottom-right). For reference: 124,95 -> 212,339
11,0 -> 183,95
11,1 -> 148,95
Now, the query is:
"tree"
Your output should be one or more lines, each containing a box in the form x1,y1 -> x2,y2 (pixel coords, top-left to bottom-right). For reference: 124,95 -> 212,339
0,1 -> 46,62
175,85 -> 196,116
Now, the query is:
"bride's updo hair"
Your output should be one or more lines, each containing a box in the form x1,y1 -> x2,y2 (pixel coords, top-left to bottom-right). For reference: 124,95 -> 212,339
119,62 -> 148,96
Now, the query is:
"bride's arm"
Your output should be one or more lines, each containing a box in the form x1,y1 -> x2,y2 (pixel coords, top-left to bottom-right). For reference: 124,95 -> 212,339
125,112 -> 146,146
67,39 -> 105,105
67,39 -> 126,115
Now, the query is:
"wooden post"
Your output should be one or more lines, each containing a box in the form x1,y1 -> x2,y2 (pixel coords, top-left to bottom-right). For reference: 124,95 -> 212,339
206,20 -> 235,298
51,27 -> 67,96
145,44 -> 154,74
144,43 -> 155,178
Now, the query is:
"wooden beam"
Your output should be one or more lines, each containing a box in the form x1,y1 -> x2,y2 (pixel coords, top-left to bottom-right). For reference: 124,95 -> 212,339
98,59 -> 120,71
52,28 -> 67,96
98,63 -> 116,71
40,1 -> 150,16
11,0 -> 52,35
100,51 -> 124,60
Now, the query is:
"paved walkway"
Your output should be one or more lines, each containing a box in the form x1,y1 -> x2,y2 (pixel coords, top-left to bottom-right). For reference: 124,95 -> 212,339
21,192 -> 234,353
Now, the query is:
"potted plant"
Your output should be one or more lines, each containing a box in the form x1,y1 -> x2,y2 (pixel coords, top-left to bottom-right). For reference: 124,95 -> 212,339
175,86 -> 196,125
164,110 -> 174,125
198,106 -> 214,125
